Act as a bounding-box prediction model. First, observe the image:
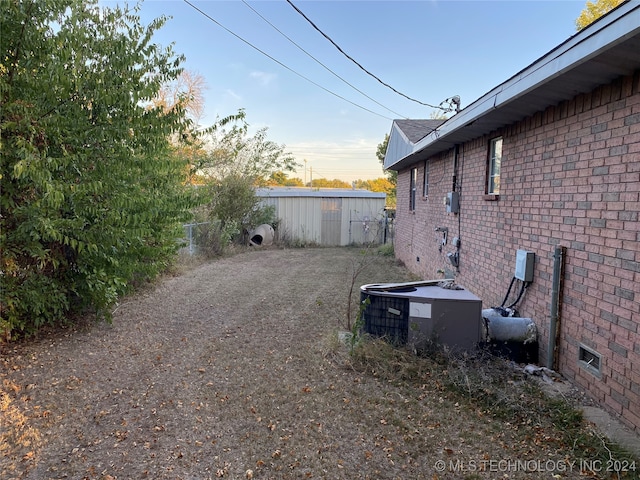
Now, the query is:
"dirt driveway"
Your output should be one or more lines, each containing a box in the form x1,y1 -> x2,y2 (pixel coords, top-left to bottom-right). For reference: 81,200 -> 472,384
1,248 -> 636,480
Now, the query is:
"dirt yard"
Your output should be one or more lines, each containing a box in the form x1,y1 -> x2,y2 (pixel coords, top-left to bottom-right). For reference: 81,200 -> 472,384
1,247 -> 637,480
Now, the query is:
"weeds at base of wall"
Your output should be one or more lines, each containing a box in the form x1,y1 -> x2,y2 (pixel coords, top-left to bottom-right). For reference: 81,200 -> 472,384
271,225 -> 320,249
376,243 -> 395,257
332,335 -> 638,471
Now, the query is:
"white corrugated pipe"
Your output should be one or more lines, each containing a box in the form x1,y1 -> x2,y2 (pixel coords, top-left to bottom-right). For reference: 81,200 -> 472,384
249,224 -> 275,247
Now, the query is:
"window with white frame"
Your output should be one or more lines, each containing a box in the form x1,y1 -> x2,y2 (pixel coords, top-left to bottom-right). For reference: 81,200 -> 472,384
423,161 -> 429,197
409,167 -> 417,211
487,137 -> 502,195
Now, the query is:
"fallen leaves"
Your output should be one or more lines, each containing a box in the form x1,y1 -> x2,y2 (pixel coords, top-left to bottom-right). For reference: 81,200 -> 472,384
0,249 -> 613,480
0,382 -> 43,473
22,450 -> 35,461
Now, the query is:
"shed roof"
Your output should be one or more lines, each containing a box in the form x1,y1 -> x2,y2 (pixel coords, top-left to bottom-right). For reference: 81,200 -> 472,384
256,187 -> 386,199
385,0 -> 640,171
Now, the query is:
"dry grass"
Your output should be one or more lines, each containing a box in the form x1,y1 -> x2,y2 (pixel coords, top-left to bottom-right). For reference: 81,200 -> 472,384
1,247 -> 637,480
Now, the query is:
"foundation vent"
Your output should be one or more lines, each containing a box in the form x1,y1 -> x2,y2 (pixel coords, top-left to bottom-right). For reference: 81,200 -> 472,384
578,344 -> 601,377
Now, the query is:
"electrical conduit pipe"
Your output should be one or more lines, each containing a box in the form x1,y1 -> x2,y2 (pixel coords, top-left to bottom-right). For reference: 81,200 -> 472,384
547,245 -> 565,370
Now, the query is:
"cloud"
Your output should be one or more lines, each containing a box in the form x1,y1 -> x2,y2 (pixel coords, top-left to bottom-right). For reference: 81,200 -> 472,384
250,71 -> 277,86
225,89 -> 242,101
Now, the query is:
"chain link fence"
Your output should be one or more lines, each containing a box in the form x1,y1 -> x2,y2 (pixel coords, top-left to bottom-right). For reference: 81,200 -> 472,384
181,222 -> 210,255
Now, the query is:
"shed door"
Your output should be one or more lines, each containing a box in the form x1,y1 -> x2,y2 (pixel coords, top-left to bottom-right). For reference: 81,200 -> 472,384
321,198 -> 342,246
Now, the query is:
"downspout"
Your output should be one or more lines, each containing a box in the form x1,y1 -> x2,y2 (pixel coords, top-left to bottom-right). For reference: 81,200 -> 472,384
547,245 -> 565,370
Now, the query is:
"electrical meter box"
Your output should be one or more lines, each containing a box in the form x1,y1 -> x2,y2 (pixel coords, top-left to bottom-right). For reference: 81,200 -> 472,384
515,250 -> 534,282
445,191 -> 459,213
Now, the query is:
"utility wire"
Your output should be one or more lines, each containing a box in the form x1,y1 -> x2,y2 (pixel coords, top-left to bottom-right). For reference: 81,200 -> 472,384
182,0 -> 394,120
241,0 -> 409,119
285,0 -> 447,111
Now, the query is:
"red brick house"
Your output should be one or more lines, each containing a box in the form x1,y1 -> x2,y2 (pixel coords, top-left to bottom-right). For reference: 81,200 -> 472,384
384,2 -> 640,432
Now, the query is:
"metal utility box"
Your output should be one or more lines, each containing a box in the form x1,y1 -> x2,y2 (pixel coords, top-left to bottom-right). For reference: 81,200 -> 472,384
360,284 -> 482,352
445,191 -> 459,213
515,250 -> 535,282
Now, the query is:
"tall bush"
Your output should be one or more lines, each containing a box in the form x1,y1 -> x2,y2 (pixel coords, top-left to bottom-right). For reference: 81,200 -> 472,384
191,114 -> 297,253
1,0 -> 196,337
203,174 -> 277,250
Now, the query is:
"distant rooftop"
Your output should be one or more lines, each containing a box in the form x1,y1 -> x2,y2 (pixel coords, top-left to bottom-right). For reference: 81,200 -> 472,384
256,187 -> 386,199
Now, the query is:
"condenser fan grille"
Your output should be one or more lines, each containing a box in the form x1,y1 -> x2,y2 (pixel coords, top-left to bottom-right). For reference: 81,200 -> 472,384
360,292 -> 409,344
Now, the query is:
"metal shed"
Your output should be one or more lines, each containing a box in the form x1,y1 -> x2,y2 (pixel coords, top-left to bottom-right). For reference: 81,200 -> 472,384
255,187 -> 388,246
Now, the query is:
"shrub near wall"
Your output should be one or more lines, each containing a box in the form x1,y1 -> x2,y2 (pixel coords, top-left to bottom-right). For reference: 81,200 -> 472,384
1,1 -> 196,338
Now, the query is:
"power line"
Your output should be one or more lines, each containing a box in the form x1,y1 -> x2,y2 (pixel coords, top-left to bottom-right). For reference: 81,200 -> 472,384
285,0 -> 449,111
290,146 -> 379,151
288,145 -> 381,152
309,167 -> 383,179
182,0 -> 394,120
292,153 -> 378,161
240,0 -> 409,119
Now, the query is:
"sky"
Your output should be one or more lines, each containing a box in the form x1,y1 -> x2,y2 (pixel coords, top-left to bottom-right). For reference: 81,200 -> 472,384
106,0 -> 588,182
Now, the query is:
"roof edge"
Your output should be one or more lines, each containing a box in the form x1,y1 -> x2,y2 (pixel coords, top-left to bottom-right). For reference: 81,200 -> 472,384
385,0 -> 640,171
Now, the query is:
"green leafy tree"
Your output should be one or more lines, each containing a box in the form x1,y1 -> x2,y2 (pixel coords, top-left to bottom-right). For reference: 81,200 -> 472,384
354,177 -> 396,207
266,171 -> 304,187
193,115 -> 297,250
197,117 -> 298,185
267,171 -> 289,186
1,0 -> 198,337
206,173 -> 265,245
309,178 -> 351,188
376,134 -> 396,206
376,133 -> 395,183
284,177 -> 305,187
575,0 -> 624,30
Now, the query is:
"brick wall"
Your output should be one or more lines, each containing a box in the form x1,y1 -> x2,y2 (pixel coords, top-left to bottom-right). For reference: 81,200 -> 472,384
394,72 -> 640,432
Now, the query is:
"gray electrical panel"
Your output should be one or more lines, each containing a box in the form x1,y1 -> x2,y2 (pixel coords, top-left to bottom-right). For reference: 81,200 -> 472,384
445,191 -> 459,213
515,250 -> 535,282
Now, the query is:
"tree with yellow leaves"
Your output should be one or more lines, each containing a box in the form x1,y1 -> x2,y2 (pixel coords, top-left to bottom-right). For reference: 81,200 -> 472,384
575,0 -> 625,30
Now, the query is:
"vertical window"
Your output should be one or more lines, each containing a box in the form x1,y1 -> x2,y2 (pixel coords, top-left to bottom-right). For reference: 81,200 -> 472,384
488,137 -> 502,195
423,161 -> 429,197
409,167 -> 417,211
